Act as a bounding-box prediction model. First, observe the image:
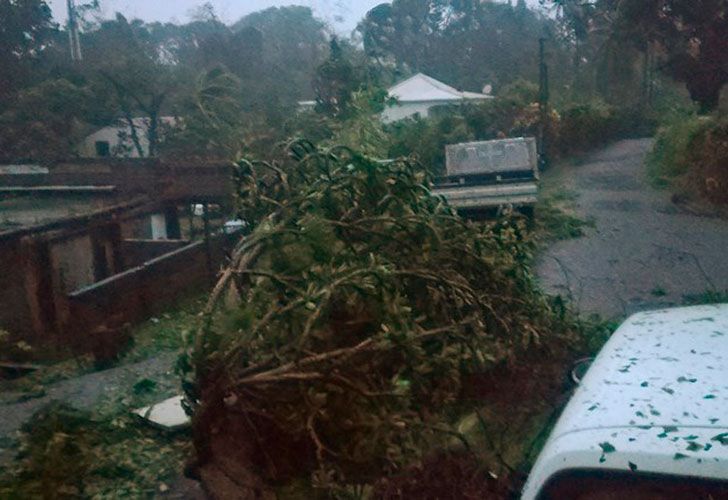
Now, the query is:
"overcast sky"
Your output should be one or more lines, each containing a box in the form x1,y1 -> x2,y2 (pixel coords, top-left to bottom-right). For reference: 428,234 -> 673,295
48,0 -> 387,32
49,1 -> 547,33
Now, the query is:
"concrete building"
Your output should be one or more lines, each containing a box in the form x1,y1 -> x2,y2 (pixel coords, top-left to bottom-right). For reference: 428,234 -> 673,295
382,73 -> 493,123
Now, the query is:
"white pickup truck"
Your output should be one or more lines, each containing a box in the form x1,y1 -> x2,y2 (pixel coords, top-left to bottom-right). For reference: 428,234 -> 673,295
523,304 -> 728,499
432,137 -> 539,215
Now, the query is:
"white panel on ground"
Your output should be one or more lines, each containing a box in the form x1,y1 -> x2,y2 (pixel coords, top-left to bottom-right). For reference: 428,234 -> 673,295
133,395 -> 190,431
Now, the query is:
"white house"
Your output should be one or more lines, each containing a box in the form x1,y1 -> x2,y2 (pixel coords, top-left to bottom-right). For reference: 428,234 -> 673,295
78,117 -> 176,158
382,73 -> 493,123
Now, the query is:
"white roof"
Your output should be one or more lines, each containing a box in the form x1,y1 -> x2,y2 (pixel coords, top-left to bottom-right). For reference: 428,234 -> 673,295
388,73 -> 492,103
523,304 -> 728,499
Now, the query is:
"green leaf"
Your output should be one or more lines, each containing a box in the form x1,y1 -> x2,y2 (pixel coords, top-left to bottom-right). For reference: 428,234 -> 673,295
686,441 -> 702,452
711,432 -> 728,445
599,442 -> 616,453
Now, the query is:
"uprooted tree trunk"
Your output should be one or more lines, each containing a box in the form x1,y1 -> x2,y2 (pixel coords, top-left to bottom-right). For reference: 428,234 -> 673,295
181,141 -> 580,497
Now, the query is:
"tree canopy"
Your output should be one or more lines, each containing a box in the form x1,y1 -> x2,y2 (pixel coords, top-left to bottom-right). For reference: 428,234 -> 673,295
358,0 -> 567,93
550,0 -> 727,112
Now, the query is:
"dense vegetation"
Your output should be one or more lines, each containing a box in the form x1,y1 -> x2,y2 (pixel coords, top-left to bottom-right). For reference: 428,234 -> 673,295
649,114 -> 728,205
182,140 -> 593,495
1,0 -> 716,164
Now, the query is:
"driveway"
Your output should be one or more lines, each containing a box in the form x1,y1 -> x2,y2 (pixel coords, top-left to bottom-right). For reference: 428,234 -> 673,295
537,139 -> 728,319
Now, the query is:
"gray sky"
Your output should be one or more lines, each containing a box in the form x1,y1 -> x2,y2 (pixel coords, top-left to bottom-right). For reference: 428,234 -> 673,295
49,0 -> 387,32
50,1 -> 548,33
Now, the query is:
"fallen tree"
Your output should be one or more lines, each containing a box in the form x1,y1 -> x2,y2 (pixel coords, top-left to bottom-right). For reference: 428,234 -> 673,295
181,141 -> 580,497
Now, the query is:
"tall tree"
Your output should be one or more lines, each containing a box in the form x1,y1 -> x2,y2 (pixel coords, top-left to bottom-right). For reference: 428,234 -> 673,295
553,0 -> 728,112
0,0 -> 57,100
83,14 -> 184,157
0,78 -> 91,160
161,66 -> 247,160
358,0 -> 567,94
313,38 -> 360,119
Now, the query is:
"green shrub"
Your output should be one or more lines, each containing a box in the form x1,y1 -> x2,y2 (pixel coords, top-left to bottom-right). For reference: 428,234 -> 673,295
553,99 -> 658,158
386,80 -> 542,174
647,114 -> 709,185
0,403 -> 190,498
647,114 -> 728,205
555,100 -> 618,155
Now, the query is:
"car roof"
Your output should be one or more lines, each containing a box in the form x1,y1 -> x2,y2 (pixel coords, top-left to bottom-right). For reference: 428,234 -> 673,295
522,304 -> 728,499
560,304 -> 728,434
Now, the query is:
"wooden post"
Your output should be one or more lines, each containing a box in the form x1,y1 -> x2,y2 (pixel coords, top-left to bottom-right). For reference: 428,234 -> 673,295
203,204 -> 214,286
21,237 -> 58,340
538,37 -> 550,171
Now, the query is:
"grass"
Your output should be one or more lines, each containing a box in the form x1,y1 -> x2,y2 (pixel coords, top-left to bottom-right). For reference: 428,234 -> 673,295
683,289 -> 728,306
0,298 -> 202,499
121,295 -> 204,363
646,114 -> 709,188
534,190 -> 595,242
0,295 -> 204,397
0,403 -> 192,499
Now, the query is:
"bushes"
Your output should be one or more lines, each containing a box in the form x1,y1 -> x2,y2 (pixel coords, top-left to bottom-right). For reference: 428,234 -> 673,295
554,101 -> 618,155
647,115 -> 709,185
554,100 -> 656,157
689,118 -> 728,204
386,83 -> 656,174
386,80 -> 541,174
649,114 -> 728,204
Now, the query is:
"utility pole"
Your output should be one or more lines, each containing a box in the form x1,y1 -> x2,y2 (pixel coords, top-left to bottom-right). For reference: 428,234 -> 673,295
538,37 -> 550,170
67,0 -> 83,62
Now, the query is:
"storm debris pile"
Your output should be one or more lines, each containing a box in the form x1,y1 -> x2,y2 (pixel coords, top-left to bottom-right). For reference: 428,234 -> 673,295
183,141 -> 577,494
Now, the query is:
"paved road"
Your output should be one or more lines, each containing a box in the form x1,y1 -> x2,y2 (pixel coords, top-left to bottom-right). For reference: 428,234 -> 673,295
537,139 -> 728,319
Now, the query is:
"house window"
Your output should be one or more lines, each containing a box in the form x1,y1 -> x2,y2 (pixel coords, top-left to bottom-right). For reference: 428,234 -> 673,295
95,141 -> 111,157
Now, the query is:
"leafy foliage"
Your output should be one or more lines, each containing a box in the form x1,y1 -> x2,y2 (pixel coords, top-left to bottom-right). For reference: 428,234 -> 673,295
0,78 -> 92,160
184,141 -> 583,493
314,38 -> 360,120
0,0 -> 56,99
0,403 -> 190,498
161,66 -> 247,160
551,0 -> 728,112
649,114 -> 728,204
358,0 -> 569,93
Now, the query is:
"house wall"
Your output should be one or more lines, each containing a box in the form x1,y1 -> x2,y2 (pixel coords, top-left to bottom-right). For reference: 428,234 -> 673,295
121,239 -> 188,269
381,98 -> 493,123
0,240 -> 37,341
66,234 -> 233,346
382,101 -> 440,123
79,126 -> 150,158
